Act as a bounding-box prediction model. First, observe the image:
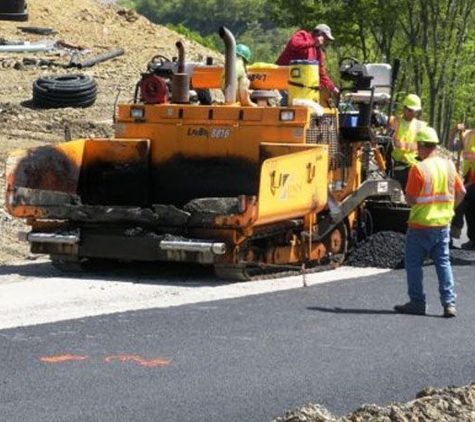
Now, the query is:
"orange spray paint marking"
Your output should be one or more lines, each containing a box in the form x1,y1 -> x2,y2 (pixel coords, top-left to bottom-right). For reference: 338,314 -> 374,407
39,354 -> 88,363
104,354 -> 170,367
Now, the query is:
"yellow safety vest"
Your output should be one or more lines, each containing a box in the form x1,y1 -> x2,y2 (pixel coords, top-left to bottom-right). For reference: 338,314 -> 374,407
391,117 -> 426,166
462,130 -> 475,179
408,157 -> 457,227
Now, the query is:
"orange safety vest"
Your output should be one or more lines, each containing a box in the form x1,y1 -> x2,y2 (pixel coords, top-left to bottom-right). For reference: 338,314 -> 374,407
462,130 -> 475,183
408,157 -> 457,228
391,117 -> 426,166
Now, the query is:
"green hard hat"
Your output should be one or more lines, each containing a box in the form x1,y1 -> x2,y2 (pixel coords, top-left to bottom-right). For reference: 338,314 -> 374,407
236,44 -> 252,63
416,126 -> 439,144
403,94 -> 422,111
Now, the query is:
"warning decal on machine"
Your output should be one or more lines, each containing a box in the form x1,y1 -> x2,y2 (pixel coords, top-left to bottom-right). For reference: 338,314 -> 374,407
377,181 -> 389,193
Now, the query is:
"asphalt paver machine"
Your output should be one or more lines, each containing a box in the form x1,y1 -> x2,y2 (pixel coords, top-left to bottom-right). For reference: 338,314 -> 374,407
5,27 -> 409,279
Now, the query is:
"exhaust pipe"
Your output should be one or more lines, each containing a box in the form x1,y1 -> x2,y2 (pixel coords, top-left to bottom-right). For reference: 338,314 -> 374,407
176,41 -> 185,73
219,26 -> 237,105
171,41 -> 190,104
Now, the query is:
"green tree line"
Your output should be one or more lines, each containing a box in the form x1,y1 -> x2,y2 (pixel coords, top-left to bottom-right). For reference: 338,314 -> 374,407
120,0 -> 475,144
119,0 -> 294,67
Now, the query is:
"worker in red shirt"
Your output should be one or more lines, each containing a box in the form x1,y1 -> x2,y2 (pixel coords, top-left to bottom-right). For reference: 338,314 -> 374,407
276,23 -> 338,105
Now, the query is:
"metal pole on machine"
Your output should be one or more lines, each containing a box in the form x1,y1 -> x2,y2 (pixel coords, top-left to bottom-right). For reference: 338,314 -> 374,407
386,58 -> 401,177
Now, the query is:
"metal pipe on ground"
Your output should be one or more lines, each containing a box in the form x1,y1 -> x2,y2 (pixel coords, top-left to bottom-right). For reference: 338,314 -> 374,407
0,41 -> 56,53
76,48 -> 125,69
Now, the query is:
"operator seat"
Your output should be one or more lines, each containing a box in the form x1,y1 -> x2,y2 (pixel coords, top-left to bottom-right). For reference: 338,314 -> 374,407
344,63 -> 392,104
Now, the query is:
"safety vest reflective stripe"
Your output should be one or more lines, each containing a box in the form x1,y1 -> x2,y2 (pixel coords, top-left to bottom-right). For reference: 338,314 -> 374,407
393,118 -> 423,150
418,162 -> 432,195
414,160 -> 455,204
409,157 -> 457,227
406,120 -> 424,151
415,194 -> 454,204
393,118 -> 400,148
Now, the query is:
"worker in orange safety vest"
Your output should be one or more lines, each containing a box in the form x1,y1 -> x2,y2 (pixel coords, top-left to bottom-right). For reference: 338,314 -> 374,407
389,94 -> 427,190
394,126 -> 466,318
449,122 -> 475,249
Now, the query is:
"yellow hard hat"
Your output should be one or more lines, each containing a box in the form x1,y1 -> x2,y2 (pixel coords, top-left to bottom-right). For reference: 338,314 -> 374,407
403,94 -> 422,111
416,126 -> 439,144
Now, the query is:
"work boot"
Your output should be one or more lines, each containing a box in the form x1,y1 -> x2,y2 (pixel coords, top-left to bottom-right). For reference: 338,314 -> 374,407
443,305 -> 457,318
394,302 -> 426,316
461,240 -> 475,250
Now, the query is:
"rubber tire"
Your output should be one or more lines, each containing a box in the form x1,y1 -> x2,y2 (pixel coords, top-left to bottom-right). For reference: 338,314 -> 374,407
33,74 -> 98,108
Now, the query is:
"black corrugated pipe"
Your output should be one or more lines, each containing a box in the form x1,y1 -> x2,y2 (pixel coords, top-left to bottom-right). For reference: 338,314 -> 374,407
218,26 -> 236,105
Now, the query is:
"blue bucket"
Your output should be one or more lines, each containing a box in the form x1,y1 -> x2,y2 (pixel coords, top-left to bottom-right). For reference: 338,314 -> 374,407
339,111 -> 359,128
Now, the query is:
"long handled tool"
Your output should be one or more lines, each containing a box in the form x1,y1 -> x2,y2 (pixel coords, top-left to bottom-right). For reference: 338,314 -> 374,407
455,112 -> 466,173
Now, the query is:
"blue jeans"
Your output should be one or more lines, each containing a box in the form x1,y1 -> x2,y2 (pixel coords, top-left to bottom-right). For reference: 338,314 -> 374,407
405,226 -> 456,306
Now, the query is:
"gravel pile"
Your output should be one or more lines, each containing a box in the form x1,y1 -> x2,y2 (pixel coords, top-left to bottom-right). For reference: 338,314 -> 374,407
274,382 -> 475,421
346,231 -> 406,269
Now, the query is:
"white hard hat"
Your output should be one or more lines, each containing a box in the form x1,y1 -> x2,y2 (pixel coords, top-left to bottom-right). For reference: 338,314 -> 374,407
314,24 -> 334,40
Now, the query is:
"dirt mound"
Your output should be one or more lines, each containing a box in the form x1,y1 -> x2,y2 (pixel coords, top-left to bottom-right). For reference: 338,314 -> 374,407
1,0 -> 218,76
0,0 -> 221,264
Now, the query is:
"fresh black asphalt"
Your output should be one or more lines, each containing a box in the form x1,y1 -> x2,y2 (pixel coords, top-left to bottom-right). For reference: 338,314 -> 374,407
1,260 -> 474,422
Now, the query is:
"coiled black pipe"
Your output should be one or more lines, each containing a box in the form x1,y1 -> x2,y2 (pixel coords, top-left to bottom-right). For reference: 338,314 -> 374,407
33,74 -> 97,108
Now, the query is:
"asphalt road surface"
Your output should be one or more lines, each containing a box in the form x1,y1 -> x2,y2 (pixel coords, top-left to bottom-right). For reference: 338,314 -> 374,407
0,253 -> 474,422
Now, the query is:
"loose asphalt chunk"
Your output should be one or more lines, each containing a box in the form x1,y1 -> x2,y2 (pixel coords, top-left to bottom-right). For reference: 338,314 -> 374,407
346,231 -> 405,269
